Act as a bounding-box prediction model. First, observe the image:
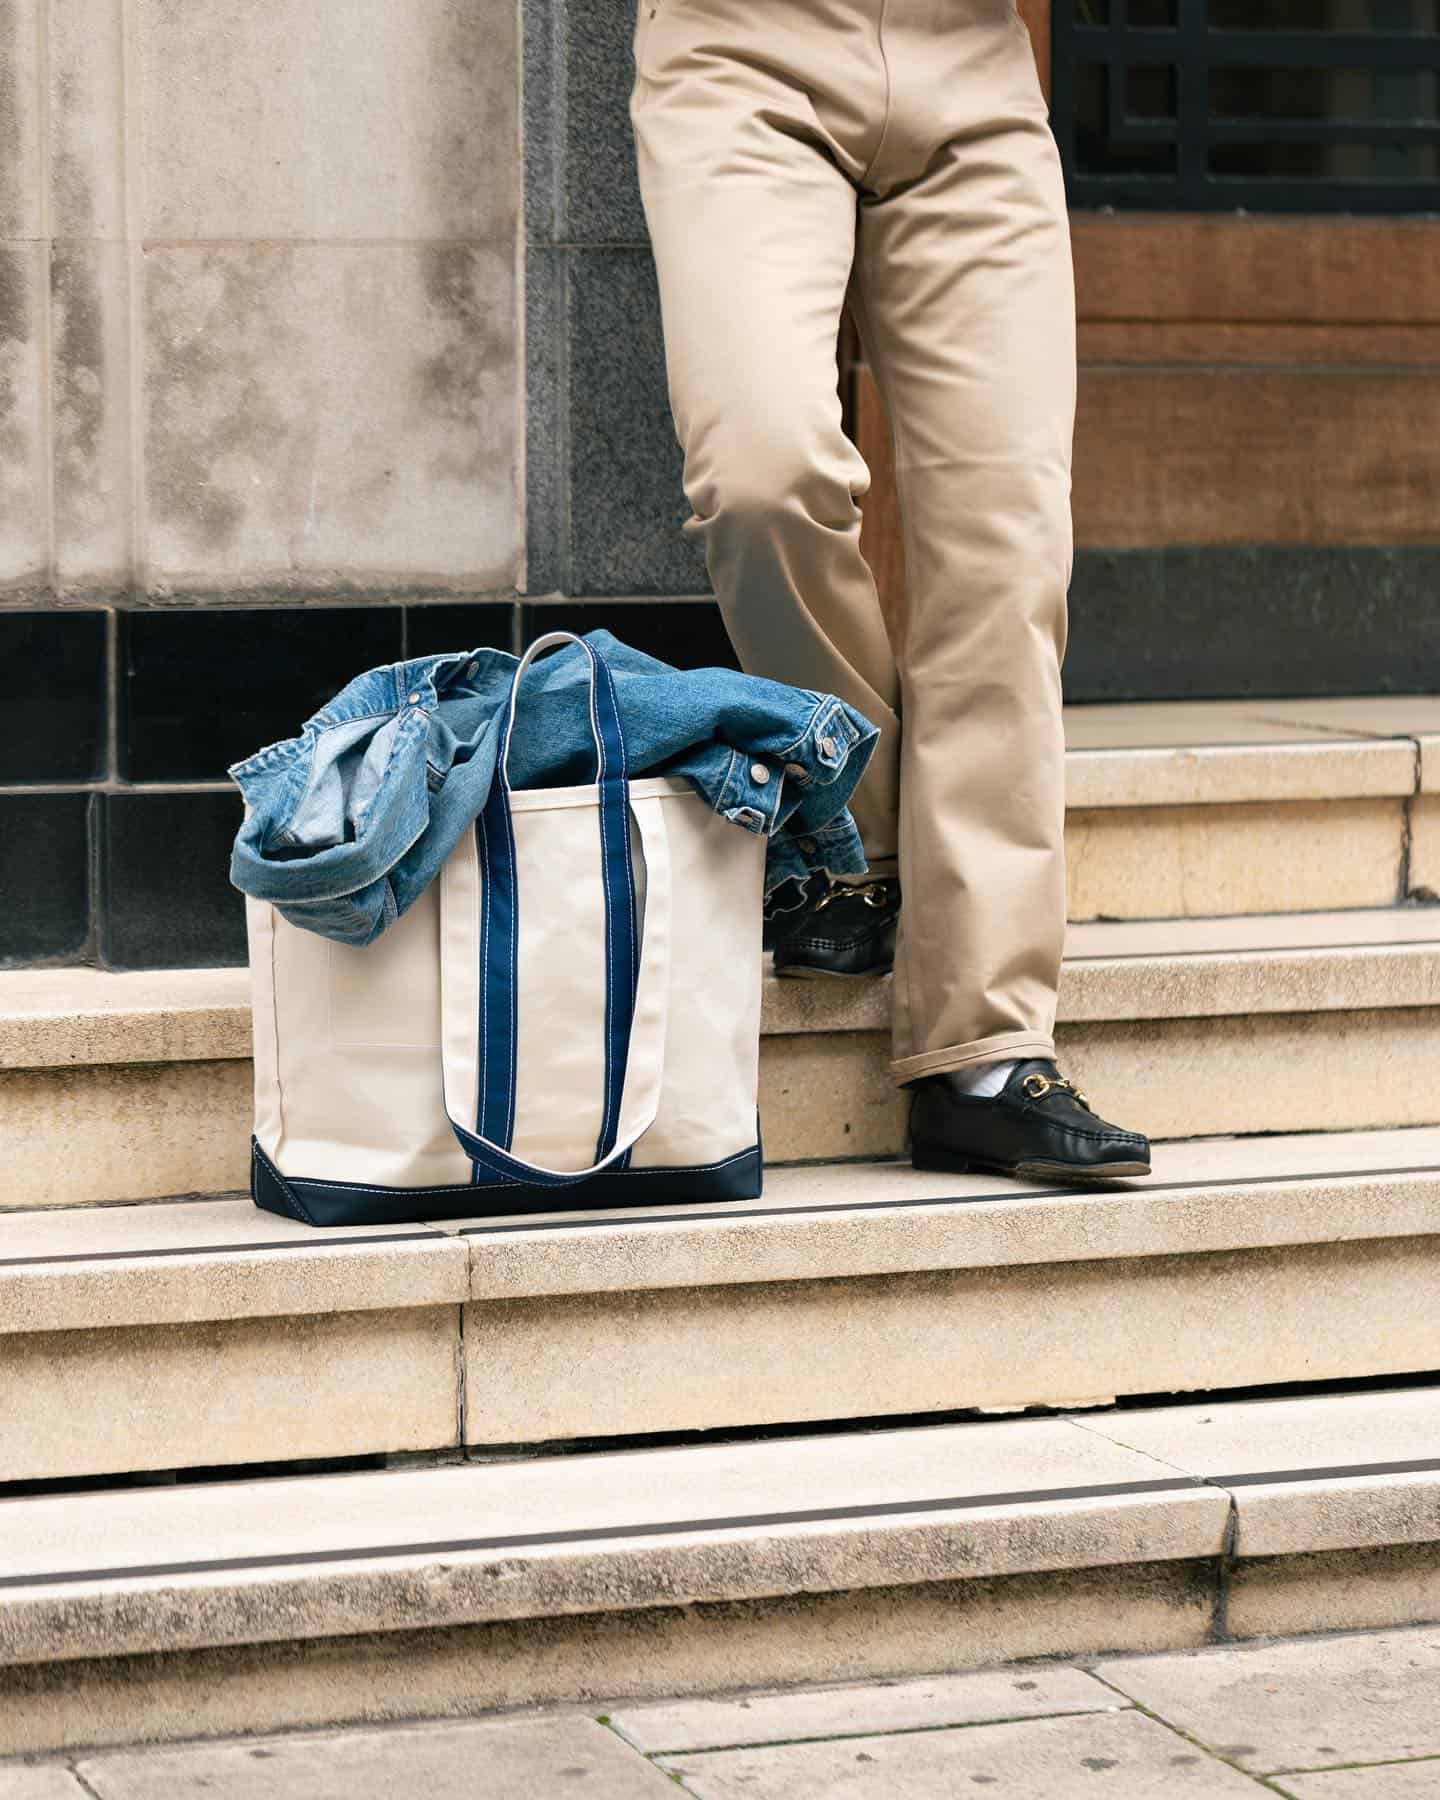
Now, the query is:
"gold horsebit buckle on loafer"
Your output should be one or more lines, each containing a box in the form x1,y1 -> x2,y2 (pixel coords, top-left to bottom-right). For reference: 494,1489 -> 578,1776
814,880 -> 893,912
1022,1070 -> 1092,1110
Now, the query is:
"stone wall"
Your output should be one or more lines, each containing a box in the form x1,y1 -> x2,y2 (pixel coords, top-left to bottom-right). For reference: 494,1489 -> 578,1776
0,0 -> 751,972
2,0 -> 522,604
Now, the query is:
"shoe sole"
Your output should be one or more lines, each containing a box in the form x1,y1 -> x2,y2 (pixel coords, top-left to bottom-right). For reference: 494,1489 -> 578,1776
912,1150 -> 1151,1183
773,964 -> 895,981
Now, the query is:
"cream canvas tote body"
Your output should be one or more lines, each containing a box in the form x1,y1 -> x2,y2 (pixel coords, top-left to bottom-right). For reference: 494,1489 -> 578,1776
248,633 -> 765,1226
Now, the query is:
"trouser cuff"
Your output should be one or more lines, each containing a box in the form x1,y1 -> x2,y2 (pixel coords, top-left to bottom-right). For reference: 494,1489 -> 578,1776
831,857 -> 898,882
890,1031 -> 1056,1088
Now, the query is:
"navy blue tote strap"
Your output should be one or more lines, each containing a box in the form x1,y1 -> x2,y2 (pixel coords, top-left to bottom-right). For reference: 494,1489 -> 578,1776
442,632 -> 670,1188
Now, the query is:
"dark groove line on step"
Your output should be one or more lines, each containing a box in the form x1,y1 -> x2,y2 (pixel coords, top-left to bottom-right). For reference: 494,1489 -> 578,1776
1066,939 -> 1440,963
0,1232 -> 446,1268
458,1162 -> 1440,1233
0,1476 -> 1208,1588
9,1163 -> 1438,1265
1213,1456 -> 1440,1486
9,1456 -> 1440,1592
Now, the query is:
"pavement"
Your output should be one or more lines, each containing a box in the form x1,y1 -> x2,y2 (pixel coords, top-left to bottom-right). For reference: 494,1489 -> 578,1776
3,1623 -> 1439,1796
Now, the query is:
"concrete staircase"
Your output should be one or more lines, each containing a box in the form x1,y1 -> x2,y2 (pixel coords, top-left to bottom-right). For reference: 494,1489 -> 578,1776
2,696 -> 1439,1755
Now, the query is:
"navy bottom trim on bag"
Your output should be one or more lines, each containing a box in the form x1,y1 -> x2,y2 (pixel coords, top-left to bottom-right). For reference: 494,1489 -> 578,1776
251,1137 -> 762,1228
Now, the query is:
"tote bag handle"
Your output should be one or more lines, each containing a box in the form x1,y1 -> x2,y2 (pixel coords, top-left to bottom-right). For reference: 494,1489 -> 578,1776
440,632 -> 671,1187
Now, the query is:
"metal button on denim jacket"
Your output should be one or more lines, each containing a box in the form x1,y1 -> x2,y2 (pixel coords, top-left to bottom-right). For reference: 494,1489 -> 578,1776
228,630 -> 879,946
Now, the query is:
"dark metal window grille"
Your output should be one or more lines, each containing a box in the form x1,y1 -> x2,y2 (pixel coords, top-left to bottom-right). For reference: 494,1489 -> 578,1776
1050,1 -> 1440,212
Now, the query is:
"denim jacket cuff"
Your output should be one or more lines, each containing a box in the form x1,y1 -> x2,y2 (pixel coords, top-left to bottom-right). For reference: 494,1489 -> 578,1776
715,748 -> 786,836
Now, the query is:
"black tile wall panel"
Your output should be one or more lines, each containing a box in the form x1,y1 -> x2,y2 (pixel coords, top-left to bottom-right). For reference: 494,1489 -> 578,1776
1065,548 -> 1440,701
102,791 -> 248,969
120,607 -> 404,783
0,611 -> 107,782
405,603 -> 516,659
0,794 -> 92,963
522,600 -> 740,670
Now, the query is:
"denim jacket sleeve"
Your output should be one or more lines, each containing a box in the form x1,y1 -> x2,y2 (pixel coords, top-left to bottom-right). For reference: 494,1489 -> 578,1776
228,649 -> 509,946
674,690 -> 876,891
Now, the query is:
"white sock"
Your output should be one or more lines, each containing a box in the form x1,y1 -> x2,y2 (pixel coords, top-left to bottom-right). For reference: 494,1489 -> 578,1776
949,1058 -> 1019,1099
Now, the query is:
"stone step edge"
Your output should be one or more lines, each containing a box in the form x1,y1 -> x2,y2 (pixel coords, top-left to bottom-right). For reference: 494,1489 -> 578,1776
1066,733 -> 1422,811
4,1132 -> 1439,1328
8,914 -> 1440,1072
2,1386 -> 1436,1671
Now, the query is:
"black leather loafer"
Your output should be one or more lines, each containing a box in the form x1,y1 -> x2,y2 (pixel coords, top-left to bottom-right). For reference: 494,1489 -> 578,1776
909,1058 -> 1151,1182
772,877 -> 900,979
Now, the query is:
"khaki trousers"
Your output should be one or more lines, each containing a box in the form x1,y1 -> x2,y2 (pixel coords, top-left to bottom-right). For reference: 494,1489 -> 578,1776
629,0 -> 1075,1084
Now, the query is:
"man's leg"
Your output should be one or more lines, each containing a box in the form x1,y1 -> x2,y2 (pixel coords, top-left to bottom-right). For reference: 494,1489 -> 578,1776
628,0 -> 901,876
848,2 -> 1149,1175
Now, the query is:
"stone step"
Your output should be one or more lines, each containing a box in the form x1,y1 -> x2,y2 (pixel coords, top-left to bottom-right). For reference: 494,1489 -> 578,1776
4,1125 -> 1438,1481
2,1384 -> 1437,1755
7,907 -> 1440,1201
1062,693 -> 1439,921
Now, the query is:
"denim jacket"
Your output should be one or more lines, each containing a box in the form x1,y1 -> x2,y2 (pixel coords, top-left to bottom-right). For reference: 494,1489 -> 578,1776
228,630 -> 878,946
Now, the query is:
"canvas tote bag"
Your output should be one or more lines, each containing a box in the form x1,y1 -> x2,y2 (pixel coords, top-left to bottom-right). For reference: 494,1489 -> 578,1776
248,632 -> 766,1226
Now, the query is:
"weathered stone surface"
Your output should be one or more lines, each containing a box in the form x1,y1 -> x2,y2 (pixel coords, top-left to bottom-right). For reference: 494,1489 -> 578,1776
0,241 -> 47,590
80,1716 -> 674,1799
0,1563 -> 1214,1756
1409,794 -> 1440,900
2,1059 -> 252,1207
458,1130 -> 1440,1298
50,242 -> 131,589
136,0 -> 517,241
1065,798 -> 1405,921
49,0 -> 124,237
0,0 -> 40,240
1,1198 -> 467,1334
464,1235 -> 1440,1443
0,1416 -> 1224,1666
759,1008 -> 1432,1159
1061,910 -> 1440,1024
1057,1009 -> 1440,1141
1062,719 -> 1416,809
609,1665 -> 1121,1753
0,1770 -> 88,1800
1097,1625 -> 1440,1774
0,1305 -> 459,1481
1082,1388 -> 1440,1560
658,1708 -> 1262,1798
1282,1760 -> 1440,1796
761,908 -> 1440,1039
142,244 -> 519,594
756,1027 -> 906,1160
1226,1543 -> 1440,1645
0,967 -> 251,1071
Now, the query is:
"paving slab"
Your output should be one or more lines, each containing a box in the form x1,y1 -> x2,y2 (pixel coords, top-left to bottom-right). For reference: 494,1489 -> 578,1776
1095,1625 -> 1440,1774
78,1716 -> 673,1798
0,1771 -> 89,1800
659,1707 -> 1262,1797
607,1665 -> 1122,1752
1278,1760 -> 1440,1797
